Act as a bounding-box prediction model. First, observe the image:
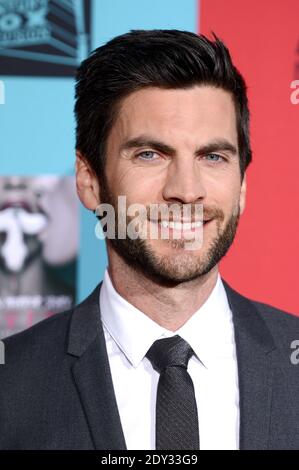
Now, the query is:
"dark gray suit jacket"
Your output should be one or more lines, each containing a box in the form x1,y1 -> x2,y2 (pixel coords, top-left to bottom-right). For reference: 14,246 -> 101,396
0,279 -> 299,450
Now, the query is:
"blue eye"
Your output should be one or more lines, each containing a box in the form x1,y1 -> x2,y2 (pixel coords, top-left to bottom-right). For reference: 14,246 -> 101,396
204,153 -> 224,162
137,150 -> 157,161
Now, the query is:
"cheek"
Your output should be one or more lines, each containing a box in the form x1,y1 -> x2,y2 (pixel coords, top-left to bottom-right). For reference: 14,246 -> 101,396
113,166 -> 163,203
228,190 -> 243,218
106,165 -> 135,196
209,179 -> 241,213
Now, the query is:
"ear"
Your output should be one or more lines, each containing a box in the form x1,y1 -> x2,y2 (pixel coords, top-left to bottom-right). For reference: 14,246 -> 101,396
239,172 -> 247,215
75,150 -> 101,211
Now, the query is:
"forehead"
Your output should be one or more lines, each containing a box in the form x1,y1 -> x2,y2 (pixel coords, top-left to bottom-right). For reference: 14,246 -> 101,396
109,85 -> 238,147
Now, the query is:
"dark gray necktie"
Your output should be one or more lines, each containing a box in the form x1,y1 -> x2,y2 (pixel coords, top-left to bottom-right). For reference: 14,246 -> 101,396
146,335 -> 200,450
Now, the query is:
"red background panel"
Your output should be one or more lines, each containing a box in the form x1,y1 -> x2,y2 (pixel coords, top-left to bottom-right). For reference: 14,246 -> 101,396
199,0 -> 299,314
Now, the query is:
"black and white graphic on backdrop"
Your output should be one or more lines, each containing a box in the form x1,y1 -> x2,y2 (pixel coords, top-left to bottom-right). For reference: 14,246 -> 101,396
0,176 -> 79,338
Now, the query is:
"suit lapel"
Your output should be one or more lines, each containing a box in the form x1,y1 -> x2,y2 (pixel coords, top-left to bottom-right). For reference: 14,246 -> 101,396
223,280 -> 276,450
68,282 -> 127,450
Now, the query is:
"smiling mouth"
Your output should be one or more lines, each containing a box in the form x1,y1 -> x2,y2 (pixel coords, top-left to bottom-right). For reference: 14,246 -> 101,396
150,219 -> 212,231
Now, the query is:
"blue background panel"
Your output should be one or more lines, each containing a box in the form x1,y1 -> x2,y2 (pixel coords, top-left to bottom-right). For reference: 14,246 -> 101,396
0,0 -> 197,302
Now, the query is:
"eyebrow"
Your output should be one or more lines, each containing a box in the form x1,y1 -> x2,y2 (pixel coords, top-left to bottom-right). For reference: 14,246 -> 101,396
119,135 -> 238,157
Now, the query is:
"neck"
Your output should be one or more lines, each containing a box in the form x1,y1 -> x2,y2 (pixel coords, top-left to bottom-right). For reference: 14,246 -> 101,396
107,248 -> 219,331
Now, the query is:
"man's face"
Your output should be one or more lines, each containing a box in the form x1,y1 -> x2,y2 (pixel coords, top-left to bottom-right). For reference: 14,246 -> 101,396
100,85 -> 246,285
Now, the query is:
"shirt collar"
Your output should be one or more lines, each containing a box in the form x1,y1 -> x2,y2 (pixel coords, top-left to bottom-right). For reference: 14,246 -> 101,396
100,268 -> 234,369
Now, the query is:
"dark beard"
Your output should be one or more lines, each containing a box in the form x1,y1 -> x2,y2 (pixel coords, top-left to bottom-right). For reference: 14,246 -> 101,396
97,177 -> 240,287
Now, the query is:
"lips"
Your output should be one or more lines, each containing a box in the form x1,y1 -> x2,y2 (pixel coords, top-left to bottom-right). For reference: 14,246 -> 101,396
149,218 -> 213,237
150,218 -> 212,226
0,200 -> 32,212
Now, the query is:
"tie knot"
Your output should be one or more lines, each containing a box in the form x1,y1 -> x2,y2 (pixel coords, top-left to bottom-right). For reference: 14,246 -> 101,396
146,335 -> 194,373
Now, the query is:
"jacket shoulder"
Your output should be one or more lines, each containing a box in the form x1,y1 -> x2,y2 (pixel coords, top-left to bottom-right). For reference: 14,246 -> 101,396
0,281 -> 102,369
223,279 -> 299,347
0,309 -> 74,383
251,298 -> 299,341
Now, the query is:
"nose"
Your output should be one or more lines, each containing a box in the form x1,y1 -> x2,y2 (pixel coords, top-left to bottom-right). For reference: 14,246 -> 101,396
162,158 -> 207,204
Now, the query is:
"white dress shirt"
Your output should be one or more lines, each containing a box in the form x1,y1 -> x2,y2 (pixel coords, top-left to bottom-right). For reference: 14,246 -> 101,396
99,268 -> 240,450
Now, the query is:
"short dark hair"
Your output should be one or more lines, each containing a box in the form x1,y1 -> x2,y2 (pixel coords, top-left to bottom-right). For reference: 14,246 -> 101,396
74,29 -> 252,181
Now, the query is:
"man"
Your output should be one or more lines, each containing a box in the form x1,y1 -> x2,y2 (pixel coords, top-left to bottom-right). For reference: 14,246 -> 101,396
0,29 -> 299,451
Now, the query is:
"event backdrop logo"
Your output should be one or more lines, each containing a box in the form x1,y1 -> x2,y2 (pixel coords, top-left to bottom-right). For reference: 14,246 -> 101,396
0,0 -> 91,76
